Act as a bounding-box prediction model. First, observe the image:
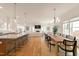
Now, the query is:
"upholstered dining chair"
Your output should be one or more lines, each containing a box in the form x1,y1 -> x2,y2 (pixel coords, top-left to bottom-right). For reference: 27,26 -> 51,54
58,39 -> 77,56
46,35 -> 52,46
44,33 -> 48,41
46,36 -> 55,52
57,33 -> 61,36
62,34 -> 66,38
44,34 -> 55,51
66,35 -> 76,40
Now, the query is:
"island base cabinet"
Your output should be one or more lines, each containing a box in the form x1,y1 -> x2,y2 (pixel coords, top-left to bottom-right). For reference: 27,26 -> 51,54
0,40 -> 7,56
0,34 -> 28,56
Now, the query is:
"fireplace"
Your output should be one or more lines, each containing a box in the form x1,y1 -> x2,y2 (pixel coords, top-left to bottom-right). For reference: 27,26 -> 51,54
36,30 -> 40,32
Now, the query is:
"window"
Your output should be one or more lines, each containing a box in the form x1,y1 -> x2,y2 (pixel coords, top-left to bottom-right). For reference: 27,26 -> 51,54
63,17 -> 79,39
63,22 -> 70,35
17,25 -> 25,33
0,23 -> 7,33
72,21 -> 79,32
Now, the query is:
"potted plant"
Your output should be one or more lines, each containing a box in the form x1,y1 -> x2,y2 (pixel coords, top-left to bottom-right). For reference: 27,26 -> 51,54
53,25 -> 58,36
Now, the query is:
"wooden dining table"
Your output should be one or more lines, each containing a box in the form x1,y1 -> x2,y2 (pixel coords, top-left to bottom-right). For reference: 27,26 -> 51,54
47,34 -> 77,56
48,34 -> 73,43
48,34 -> 63,43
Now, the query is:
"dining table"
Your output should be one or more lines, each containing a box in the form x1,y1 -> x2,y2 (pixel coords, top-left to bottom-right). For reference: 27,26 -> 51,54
47,34 -> 77,56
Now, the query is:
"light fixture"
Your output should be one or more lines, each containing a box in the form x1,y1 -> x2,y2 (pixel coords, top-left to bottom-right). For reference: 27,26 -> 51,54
14,3 -> 17,23
53,8 -> 60,24
24,12 -> 26,21
24,12 -> 27,25
0,6 -> 3,9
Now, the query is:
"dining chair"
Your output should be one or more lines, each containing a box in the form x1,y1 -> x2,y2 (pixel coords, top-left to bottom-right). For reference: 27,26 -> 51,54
62,34 -> 66,38
58,39 -> 77,56
46,36 -> 56,51
47,36 -> 51,41
44,33 -> 48,41
66,35 -> 76,40
57,33 -> 61,36
44,33 -> 56,52
49,40 -> 55,52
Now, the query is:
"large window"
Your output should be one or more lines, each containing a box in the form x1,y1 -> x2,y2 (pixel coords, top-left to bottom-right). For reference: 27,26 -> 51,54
17,25 -> 25,33
72,21 -> 79,33
0,23 -> 7,33
63,17 -> 79,39
63,22 -> 70,35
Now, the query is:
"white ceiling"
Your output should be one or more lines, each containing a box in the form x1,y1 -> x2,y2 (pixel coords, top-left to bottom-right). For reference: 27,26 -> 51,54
0,3 -> 79,25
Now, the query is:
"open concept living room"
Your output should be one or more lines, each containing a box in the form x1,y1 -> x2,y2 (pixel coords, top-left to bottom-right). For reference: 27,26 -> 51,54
0,3 -> 79,56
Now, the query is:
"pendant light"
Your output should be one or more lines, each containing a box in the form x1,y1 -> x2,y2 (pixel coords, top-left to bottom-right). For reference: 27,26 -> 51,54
53,8 -> 60,25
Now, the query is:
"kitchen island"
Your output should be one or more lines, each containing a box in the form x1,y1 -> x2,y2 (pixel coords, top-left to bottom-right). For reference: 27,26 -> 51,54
0,33 -> 28,56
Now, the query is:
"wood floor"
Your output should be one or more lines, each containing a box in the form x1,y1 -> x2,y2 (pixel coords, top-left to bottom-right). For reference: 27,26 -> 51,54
9,34 -> 79,56
9,35 -> 59,56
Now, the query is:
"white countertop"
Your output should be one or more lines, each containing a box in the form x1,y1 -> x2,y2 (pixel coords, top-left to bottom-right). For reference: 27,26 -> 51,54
0,33 -> 27,39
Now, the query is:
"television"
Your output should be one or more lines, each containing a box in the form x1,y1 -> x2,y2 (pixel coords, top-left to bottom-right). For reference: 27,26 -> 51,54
35,25 -> 41,29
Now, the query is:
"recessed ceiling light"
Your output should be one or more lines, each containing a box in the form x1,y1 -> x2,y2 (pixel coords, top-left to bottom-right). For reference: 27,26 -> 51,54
0,6 -> 3,9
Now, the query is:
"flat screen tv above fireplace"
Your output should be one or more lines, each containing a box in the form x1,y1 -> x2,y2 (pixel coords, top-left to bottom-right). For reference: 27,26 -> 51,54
35,25 -> 41,29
